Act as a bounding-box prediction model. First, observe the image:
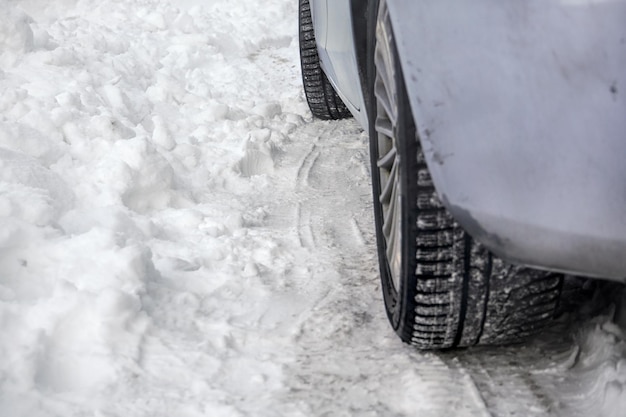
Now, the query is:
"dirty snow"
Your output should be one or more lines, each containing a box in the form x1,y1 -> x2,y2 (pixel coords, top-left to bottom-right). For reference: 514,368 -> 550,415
0,0 -> 625,416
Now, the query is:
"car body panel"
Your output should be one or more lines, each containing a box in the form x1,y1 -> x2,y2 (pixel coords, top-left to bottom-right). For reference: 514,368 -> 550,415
314,0 -> 626,282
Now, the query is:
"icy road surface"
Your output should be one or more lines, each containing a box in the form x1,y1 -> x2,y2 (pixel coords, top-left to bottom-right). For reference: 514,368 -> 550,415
1,0 -> 625,416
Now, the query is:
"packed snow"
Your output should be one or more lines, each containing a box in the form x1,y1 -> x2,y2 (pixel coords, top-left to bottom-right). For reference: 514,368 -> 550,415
1,0 -> 625,416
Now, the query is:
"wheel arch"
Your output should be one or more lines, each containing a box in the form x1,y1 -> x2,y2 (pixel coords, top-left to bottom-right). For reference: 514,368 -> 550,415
349,0 -> 378,118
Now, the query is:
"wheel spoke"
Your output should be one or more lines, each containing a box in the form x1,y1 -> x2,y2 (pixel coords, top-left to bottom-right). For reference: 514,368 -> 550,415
379,157 -> 397,205
377,144 -> 396,170
374,42 -> 396,106
387,217 -> 402,280
385,178 -> 402,280
382,160 -> 399,239
375,116 -> 394,141
374,81 -> 396,128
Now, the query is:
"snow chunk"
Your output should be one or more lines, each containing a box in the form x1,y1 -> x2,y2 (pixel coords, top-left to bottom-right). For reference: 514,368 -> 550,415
0,8 -> 34,66
251,102 -> 283,118
0,148 -> 74,224
150,115 -> 176,150
237,130 -> 281,177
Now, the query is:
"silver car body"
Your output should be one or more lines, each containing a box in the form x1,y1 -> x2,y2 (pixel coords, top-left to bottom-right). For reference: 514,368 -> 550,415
311,0 -> 626,282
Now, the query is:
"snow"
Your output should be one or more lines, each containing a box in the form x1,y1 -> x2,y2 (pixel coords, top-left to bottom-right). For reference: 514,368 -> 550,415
0,0 -> 625,416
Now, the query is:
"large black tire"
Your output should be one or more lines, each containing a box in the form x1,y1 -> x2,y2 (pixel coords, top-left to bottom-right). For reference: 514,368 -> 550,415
369,0 -> 563,349
298,0 -> 352,120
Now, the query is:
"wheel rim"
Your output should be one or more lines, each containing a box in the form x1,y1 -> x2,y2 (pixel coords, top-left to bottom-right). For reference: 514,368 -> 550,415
374,3 -> 402,292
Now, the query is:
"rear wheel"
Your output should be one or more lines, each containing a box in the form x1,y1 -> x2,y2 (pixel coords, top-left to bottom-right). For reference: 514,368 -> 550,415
369,0 -> 563,349
298,0 -> 352,120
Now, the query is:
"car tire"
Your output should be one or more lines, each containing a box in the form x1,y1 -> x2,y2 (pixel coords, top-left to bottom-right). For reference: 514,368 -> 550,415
298,0 -> 352,120
369,0 -> 564,349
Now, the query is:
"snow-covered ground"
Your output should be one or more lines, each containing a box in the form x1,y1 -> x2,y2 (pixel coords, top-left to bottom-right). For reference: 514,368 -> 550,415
1,0 -> 625,416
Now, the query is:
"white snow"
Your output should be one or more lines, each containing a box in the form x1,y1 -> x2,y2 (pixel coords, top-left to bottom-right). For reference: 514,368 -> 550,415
0,0 -> 625,416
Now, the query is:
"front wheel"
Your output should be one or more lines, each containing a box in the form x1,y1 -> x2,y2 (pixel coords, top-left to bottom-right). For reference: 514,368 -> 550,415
298,0 -> 352,120
368,0 -> 563,349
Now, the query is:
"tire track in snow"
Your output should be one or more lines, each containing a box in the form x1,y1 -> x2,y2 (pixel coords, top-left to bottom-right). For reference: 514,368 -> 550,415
269,118 -> 626,416
441,350 -> 557,416
295,143 -> 321,189
438,294 -> 626,417
269,119 -> 494,416
295,142 -> 320,249
293,124 -> 372,254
